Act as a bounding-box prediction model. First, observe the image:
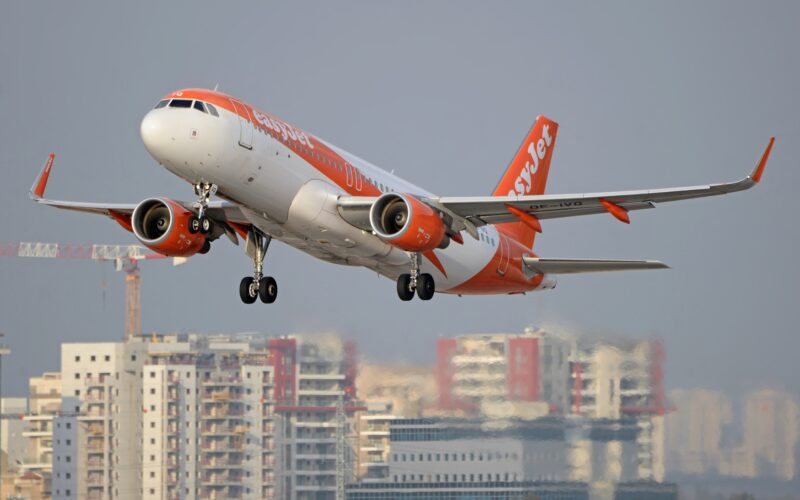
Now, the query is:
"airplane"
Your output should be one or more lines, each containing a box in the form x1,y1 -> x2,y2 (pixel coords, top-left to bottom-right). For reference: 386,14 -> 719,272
29,88 -> 774,304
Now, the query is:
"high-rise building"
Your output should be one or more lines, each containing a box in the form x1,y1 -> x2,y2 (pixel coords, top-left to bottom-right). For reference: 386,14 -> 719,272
52,341 -> 146,500
141,338 -> 276,499
271,335 -> 364,500
435,328 -> 571,416
742,389 -> 798,480
569,338 -> 667,481
664,388 -> 731,475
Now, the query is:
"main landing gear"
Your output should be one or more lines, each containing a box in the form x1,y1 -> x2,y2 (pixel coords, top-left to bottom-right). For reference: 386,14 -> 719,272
188,182 -> 217,235
397,252 -> 435,301
239,228 -> 278,305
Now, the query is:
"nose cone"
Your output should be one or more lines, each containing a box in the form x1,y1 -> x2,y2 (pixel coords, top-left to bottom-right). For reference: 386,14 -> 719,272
140,110 -> 170,162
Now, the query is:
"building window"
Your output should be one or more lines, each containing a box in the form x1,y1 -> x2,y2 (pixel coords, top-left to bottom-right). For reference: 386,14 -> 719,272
105,355 -> 110,362
90,355 -> 96,362
75,356 -> 80,362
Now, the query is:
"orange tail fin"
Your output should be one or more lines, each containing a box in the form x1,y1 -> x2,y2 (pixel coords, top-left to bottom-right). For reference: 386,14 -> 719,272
492,115 -> 559,249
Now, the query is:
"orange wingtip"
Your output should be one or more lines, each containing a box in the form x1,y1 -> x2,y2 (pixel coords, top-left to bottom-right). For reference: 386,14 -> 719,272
32,153 -> 56,198
751,137 -> 774,183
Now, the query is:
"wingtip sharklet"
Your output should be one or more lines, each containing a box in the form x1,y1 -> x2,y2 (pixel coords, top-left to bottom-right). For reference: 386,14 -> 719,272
30,153 -> 56,199
750,137 -> 774,183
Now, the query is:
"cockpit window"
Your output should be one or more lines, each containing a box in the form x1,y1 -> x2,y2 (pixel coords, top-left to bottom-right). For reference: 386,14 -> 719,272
169,99 -> 192,108
205,102 -> 219,117
193,101 -> 207,113
154,99 -> 169,109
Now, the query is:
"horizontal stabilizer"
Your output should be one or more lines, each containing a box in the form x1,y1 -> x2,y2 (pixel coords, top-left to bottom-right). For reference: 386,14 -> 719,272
522,256 -> 669,274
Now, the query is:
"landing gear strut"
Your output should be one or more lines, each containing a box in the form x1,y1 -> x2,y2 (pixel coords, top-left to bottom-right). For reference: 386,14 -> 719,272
239,227 -> 278,304
396,252 -> 435,301
188,182 -> 217,235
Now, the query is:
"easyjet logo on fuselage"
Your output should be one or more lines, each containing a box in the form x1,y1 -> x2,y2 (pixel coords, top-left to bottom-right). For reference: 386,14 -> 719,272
253,110 -> 314,149
507,124 -> 553,197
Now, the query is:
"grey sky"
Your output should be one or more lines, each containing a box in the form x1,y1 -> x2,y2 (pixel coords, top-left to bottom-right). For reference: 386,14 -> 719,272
1,2 -> 798,399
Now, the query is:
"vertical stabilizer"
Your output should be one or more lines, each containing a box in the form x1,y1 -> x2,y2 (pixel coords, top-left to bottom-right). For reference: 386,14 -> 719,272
492,116 -> 558,248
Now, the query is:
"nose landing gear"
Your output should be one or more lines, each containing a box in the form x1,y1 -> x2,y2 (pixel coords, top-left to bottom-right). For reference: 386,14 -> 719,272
188,182 -> 217,235
396,252 -> 435,301
239,227 -> 278,304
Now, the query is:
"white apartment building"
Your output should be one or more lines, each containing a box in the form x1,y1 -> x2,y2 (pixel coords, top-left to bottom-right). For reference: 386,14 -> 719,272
141,338 -> 276,499
52,341 -> 146,500
50,334 -> 279,500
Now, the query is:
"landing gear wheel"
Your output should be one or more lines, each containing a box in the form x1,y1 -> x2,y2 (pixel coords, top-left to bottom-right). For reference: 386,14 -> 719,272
396,274 -> 414,301
259,276 -> 278,304
199,217 -> 213,234
188,215 -> 201,234
416,273 -> 435,300
239,277 -> 258,304
198,240 -> 211,255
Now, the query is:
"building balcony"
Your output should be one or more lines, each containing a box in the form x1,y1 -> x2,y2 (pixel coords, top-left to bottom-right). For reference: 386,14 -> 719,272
297,372 -> 345,380
86,474 -> 105,485
200,476 -> 244,485
86,459 -> 105,470
84,377 -> 111,387
201,458 -> 244,468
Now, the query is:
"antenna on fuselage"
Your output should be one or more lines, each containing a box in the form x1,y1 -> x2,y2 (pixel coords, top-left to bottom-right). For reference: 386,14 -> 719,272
213,83 -> 219,91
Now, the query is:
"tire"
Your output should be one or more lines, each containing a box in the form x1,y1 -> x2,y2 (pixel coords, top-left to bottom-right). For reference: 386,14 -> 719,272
396,274 -> 414,301
239,277 -> 257,304
188,215 -> 200,234
198,240 -> 211,255
200,217 -> 213,234
259,276 -> 278,304
416,273 -> 435,301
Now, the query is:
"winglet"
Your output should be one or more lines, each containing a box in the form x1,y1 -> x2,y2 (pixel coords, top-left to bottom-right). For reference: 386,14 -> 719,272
750,137 -> 774,183
30,153 -> 56,199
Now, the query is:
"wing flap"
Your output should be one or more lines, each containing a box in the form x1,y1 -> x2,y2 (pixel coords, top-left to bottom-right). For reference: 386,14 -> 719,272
522,256 -> 669,274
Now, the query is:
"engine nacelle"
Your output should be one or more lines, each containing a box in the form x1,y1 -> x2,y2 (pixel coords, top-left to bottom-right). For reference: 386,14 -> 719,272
131,198 -> 206,257
369,193 -> 448,252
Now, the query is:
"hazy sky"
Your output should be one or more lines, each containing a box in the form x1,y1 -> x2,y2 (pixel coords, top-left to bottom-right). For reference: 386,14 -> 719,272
1,2 -> 797,399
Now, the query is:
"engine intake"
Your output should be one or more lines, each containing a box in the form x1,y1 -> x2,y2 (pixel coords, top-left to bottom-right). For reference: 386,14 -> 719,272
369,193 -> 448,252
132,198 -> 207,257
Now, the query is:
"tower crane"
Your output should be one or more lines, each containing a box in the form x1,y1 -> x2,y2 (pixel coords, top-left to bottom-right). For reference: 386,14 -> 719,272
0,242 -> 186,340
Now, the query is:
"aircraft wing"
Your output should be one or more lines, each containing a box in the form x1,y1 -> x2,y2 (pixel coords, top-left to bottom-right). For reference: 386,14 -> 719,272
522,257 -> 668,274
29,154 -> 251,224
337,138 -> 773,235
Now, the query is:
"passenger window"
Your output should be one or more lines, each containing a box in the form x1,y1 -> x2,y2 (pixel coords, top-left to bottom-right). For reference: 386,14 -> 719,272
206,103 -> 219,117
168,99 -> 192,108
154,100 -> 169,109
193,101 -> 207,113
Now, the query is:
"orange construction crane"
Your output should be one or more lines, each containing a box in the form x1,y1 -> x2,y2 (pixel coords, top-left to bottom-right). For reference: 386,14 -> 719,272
0,242 -> 186,340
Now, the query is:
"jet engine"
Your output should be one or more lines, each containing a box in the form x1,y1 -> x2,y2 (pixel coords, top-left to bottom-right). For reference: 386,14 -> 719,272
131,198 -> 207,257
369,193 -> 449,252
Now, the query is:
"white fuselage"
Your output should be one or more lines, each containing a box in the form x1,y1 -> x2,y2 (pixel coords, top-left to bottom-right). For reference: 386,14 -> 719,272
140,94 -> 506,293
